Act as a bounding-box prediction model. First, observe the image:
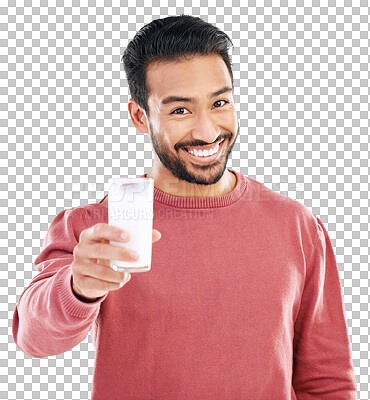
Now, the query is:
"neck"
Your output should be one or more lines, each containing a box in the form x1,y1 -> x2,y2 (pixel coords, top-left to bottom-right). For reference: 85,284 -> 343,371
145,168 -> 237,198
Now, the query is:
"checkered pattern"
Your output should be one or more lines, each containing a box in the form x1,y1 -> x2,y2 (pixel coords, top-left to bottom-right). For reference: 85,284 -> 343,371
1,0 -> 369,399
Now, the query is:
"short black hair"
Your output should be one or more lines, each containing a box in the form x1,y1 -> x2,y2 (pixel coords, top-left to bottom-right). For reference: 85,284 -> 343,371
121,15 -> 234,116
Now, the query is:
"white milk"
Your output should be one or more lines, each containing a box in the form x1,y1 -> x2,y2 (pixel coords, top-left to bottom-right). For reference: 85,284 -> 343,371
108,177 -> 154,272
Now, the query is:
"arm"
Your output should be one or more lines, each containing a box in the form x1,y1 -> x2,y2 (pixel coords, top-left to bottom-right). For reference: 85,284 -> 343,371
292,216 -> 358,399
12,207 -> 108,358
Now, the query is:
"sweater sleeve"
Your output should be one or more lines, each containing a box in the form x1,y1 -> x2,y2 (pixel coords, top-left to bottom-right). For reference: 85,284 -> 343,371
12,206 -> 108,358
292,216 -> 358,399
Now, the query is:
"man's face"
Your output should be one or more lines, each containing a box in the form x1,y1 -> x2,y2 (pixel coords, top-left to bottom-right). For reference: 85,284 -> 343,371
145,54 -> 239,186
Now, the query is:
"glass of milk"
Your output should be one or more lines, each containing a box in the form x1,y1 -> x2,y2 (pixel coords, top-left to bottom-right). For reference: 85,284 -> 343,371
108,177 -> 154,273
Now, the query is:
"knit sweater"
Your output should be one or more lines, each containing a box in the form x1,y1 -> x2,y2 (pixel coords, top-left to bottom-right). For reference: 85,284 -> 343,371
12,169 -> 357,399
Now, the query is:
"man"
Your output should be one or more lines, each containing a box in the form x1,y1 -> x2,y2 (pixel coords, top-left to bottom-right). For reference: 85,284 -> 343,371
12,15 -> 357,399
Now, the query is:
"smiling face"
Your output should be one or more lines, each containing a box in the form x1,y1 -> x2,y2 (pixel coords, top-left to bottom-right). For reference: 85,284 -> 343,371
129,54 -> 239,193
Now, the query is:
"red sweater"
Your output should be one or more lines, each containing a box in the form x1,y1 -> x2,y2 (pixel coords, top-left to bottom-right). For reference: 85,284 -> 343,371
12,169 -> 357,399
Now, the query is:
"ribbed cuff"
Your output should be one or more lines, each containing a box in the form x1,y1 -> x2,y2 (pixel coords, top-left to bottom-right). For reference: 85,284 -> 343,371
55,265 -> 108,318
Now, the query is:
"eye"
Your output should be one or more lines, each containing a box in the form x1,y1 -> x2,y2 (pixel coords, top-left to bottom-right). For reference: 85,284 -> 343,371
214,100 -> 229,108
171,100 -> 229,115
171,107 -> 189,115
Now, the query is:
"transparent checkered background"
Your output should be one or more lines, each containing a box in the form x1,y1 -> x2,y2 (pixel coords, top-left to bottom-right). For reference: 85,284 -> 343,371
1,0 -> 369,399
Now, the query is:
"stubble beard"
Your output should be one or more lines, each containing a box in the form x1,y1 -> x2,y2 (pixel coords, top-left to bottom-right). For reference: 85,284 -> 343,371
148,121 -> 239,186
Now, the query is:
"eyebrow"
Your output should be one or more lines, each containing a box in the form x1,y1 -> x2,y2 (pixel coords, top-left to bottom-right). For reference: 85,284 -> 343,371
161,86 -> 233,106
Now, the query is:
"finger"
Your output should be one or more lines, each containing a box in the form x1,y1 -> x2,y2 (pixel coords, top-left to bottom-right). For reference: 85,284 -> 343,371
96,239 -> 111,267
78,259 -> 129,284
75,273 -> 131,297
79,223 -> 131,245
96,257 -> 110,267
76,241 -> 139,264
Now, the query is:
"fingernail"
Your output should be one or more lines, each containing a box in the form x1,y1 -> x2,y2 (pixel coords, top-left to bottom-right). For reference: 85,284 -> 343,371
121,232 -> 128,240
124,272 -> 131,281
120,273 -> 131,287
130,250 -> 139,259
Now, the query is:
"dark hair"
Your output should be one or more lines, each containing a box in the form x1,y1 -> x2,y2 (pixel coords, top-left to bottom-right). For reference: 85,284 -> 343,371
121,15 -> 234,116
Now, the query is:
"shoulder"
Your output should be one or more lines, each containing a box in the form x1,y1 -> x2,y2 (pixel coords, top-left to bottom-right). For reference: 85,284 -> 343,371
243,175 -> 320,245
72,200 -> 108,226
51,198 -> 108,233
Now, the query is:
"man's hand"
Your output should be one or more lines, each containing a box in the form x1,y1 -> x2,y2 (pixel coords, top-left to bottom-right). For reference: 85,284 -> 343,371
71,223 -> 161,302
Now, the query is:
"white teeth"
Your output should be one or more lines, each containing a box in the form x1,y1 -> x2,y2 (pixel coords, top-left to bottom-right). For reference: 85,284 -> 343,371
187,139 -> 223,157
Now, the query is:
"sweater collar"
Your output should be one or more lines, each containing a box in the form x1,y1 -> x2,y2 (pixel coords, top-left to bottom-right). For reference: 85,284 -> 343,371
100,169 -> 247,209
140,168 -> 247,209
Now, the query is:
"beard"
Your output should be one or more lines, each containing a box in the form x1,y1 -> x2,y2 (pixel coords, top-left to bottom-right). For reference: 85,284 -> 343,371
148,121 -> 239,186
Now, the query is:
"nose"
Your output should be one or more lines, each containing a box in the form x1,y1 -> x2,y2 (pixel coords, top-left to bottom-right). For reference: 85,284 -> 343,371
190,111 -> 220,145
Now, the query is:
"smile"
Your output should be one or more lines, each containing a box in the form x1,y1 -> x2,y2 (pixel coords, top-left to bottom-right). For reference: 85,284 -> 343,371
181,138 -> 225,164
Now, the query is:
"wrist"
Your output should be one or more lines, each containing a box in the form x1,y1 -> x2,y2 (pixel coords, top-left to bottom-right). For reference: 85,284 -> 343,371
71,280 -> 99,303
73,290 -> 99,303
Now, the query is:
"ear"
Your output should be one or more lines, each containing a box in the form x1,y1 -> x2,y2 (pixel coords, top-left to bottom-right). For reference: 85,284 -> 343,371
128,98 -> 149,134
